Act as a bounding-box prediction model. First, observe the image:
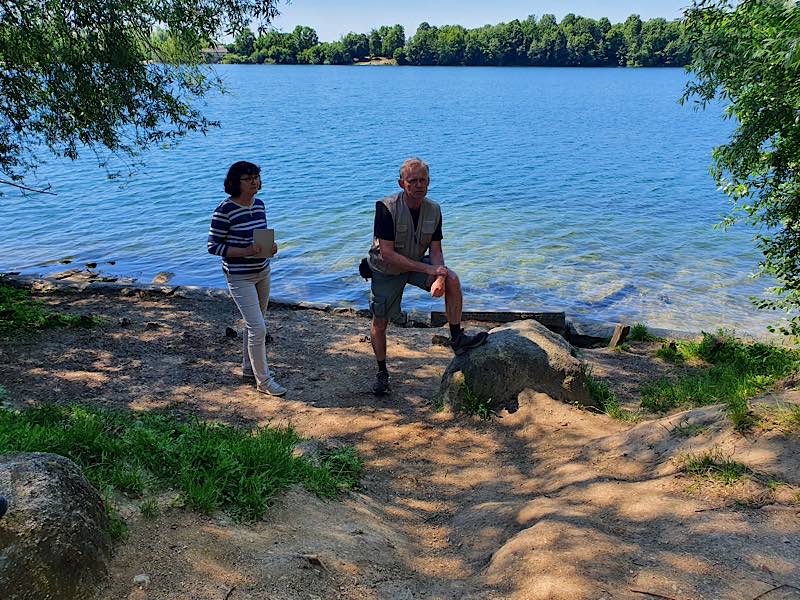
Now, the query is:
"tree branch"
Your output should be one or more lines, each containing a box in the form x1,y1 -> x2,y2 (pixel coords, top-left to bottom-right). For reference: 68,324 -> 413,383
0,179 -> 57,195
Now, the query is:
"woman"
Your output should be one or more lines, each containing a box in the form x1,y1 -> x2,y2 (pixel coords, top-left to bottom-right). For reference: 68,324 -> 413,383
207,161 -> 286,397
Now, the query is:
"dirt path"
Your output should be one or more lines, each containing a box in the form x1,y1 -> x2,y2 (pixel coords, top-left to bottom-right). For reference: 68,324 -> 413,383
1,283 -> 798,599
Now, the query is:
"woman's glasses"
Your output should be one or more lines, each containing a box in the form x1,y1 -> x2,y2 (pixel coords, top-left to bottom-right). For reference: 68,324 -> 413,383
240,175 -> 261,183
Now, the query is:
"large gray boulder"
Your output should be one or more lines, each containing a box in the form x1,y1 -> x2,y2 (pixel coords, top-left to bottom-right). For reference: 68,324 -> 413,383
0,453 -> 111,600
440,319 -> 597,413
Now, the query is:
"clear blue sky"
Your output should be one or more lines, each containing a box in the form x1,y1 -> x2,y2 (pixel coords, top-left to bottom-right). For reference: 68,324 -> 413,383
270,1 -> 692,42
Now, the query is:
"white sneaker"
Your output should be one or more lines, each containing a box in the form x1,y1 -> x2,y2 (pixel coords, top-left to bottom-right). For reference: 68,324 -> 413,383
242,369 -> 273,385
257,378 -> 287,397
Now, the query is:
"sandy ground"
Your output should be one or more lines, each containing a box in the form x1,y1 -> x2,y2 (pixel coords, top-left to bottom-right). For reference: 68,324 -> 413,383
1,281 -> 799,600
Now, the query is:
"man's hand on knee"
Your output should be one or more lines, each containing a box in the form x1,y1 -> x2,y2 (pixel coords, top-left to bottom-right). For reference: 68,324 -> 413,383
430,277 -> 445,298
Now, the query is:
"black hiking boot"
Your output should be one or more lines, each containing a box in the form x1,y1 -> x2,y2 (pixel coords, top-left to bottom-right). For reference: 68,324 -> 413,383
372,370 -> 391,395
451,330 -> 489,356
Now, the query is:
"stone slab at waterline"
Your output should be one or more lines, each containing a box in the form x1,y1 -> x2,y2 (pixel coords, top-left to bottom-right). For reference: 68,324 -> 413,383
0,453 -> 111,600
440,319 -> 597,413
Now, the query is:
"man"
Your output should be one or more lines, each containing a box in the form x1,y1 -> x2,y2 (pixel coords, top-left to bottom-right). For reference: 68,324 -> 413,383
366,158 -> 488,395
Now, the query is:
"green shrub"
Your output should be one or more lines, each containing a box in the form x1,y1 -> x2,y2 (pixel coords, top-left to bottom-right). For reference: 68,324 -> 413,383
629,323 -> 657,342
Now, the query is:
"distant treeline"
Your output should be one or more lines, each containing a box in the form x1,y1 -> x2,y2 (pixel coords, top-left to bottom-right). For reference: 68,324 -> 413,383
218,14 -> 690,67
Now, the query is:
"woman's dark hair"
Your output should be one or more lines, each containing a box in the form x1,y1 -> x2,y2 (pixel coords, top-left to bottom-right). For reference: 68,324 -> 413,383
224,161 -> 261,197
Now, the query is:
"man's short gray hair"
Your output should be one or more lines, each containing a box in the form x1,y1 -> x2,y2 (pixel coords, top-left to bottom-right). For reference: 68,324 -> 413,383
399,158 -> 429,180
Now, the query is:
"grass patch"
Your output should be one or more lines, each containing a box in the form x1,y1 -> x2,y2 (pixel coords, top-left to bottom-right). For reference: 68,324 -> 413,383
0,283 -> 103,334
429,393 -> 445,413
139,498 -> 160,519
640,332 -> 800,431
458,382 -> 493,420
582,365 -> 638,422
757,403 -> 800,435
673,420 -> 708,437
681,448 -> 750,485
629,323 -> 657,342
655,341 -> 685,364
612,343 -> 632,353
0,404 -> 362,526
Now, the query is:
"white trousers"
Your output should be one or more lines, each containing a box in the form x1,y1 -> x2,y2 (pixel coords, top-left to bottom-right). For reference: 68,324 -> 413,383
225,268 -> 271,386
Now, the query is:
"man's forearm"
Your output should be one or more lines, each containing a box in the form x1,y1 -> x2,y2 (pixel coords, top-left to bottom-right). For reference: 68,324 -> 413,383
383,249 -> 435,274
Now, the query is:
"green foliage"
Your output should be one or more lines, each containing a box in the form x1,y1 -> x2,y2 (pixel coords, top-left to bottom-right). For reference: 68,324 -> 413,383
757,403 -> 800,434
0,284 -> 103,334
429,394 -> 445,413
0,0 -> 281,189
683,1 -> 800,336
681,448 -> 750,484
673,420 -> 708,436
582,365 -> 639,422
139,498 -> 160,519
640,332 -> 800,430
458,382 -> 493,420
629,323 -> 657,342
655,341 -> 685,363
99,484 -> 129,541
0,404 -> 362,523
221,13 -> 687,69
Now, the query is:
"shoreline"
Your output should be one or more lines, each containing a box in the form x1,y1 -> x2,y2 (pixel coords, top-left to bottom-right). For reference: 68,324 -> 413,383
1,271 -> 737,344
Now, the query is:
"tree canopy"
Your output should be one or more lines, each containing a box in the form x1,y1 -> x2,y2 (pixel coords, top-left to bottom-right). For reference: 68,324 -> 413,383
682,0 -> 800,335
0,0 -> 282,191
222,14 -> 690,68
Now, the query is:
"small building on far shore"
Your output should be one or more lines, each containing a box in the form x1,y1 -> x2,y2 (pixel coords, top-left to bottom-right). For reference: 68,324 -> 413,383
201,45 -> 228,64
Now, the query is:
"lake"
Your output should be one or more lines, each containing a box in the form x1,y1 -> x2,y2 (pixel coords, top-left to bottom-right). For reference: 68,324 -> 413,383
0,65 -> 778,334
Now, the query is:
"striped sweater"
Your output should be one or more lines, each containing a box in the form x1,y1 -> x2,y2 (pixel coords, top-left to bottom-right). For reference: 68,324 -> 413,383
207,197 -> 270,275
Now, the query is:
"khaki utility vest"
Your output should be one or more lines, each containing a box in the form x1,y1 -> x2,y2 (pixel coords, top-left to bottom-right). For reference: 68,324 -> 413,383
368,192 -> 442,275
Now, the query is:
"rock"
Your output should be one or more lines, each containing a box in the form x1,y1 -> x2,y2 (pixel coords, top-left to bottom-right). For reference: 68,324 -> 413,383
0,453 -> 111,600
565,318 -> 616,348
292,441 -> 325,467
85,262 -> 97,269
431,334 -> 450,347
225,326 -> 238,339
51,269 -> 81,280
151,271 -> 175,285
132,574 -> 151,588
440,319 -> 596,414
119,317 -> 131,328
291,439 -> 346,467
145,321 -> 162,330
0,495 -> 7,518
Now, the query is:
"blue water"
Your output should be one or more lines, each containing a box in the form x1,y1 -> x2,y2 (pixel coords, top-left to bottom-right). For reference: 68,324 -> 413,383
0,66 -> 778,333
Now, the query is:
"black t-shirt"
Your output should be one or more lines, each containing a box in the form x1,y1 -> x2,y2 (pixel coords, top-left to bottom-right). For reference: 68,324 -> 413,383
373,202 -> 443,242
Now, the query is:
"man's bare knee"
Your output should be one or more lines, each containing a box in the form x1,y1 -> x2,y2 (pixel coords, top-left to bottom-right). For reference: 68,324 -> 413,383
445,271 -> 461,289
372,318 -> 388,333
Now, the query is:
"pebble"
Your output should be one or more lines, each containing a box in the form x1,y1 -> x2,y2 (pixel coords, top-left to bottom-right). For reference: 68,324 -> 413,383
133,574 -> 150,588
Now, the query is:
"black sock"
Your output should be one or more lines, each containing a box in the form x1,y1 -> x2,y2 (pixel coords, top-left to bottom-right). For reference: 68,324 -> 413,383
449,324 -> 462,340
377,359 -> 387,373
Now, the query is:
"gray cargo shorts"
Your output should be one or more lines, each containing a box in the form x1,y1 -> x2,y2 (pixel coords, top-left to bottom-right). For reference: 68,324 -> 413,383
369,259 -> 434,322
